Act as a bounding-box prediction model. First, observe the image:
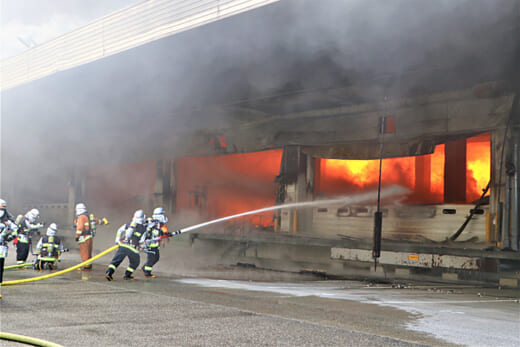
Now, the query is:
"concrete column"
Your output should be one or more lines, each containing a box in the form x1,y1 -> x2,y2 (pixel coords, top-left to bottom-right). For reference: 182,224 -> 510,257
67,179 -> 76,224
68,168 -> 86,223
444,139 -> 467,203
491,130 -> 506,244
296,154 -> 314,233
153,160 -> 165,208
512,139 -> 519,251
152,159 -> 177,215
170,159 -> 178,215
279,146 -> 299,232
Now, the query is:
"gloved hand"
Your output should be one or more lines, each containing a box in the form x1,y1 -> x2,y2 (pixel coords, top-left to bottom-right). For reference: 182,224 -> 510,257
102,218 -> 109,225
75,237 -> 79,242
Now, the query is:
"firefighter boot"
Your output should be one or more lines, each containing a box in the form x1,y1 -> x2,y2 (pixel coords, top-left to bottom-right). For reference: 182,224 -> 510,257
123,270 -> 135,281
141,267 -> 156,279
105,268 -> 114,282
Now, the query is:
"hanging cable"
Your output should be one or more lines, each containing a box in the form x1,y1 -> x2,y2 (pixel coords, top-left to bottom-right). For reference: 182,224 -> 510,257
449,181 -> 490,241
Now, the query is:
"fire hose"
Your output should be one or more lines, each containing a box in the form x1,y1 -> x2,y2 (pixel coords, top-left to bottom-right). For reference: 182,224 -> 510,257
5,248 -> 71,271
3,187 -> 407,286
0,332 -> 64,347
4,262 -> 33,270
2,245 -> 118,286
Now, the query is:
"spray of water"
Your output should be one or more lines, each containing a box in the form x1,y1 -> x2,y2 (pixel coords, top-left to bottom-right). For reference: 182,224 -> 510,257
177,185 -> 409,234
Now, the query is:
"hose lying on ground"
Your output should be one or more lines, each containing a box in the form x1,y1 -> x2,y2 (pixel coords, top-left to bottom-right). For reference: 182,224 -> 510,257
4,263 -> 33,270
0,331 -> 64,347
2,245 -> 118,286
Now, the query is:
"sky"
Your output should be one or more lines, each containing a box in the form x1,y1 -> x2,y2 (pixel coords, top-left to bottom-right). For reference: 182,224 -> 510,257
0,0 -> 141,60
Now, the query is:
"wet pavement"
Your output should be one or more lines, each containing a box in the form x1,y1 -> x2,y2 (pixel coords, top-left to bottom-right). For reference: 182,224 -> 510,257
1,248 -> 519,346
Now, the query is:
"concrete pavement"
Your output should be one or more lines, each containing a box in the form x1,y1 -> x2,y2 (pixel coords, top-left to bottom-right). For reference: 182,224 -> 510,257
1,245 -> 519,346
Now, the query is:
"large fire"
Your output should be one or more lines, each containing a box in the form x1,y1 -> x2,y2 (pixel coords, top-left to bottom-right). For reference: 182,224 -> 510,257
87,135 -> 489,230
177,149 -> 283,227
319,133 -> 490,204
466,133 -> 491,202
176,134 -> 490,230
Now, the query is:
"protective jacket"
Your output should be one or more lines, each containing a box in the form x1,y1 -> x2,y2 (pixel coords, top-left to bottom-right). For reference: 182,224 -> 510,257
141,219 -> 169,249
15,215 -> 43,244
0,213 -> 18,258
75,213 -> 92,243
75,213 -> 105,242
36,235 -> 64,262
116,223 -> 145,254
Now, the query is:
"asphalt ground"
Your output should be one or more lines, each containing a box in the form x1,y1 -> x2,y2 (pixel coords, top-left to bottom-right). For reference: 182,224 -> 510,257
1,245 -> 519,346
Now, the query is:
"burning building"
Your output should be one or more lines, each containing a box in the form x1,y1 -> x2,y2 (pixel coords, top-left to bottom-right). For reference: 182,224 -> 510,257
1,0 -> 519,285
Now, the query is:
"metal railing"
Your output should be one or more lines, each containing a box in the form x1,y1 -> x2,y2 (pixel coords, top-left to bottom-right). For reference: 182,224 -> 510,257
0,0 -> 278,91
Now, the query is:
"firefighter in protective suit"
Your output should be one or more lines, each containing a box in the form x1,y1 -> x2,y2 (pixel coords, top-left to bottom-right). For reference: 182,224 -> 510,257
0,199 -> 19,300
140,207 -> 169,278
34,223 -> 66,270
15,208 -> 44,265
74,203 -> 108,271
105,210 -> 145,281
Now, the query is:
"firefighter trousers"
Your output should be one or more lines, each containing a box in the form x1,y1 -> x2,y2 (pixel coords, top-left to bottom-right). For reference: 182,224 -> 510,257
0,257 -> 4,284
108,246 -> 140,273
142,248 -> 160,274
79,238 -> 93,269
16,242 -> 30,262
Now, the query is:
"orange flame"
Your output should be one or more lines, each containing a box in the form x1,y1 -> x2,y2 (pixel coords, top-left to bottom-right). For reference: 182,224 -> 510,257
319,134 -> 490,204
466,134 -> 491,201
177,149 -> 283,226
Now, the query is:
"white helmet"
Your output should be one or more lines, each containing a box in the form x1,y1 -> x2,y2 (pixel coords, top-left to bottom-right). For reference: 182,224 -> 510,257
46,223 -> 58,237
132,209 -> 145,224
75,203 -> 87,215
152,207 -> 168,224
26,208 -> 40,223
0,199 -> 6,218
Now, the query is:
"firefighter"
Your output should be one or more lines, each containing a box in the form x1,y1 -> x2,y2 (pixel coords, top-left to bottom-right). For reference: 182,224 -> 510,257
14,208 -> 44,265
105,210 -> 145,281
0,199 -> 19,300
74,203 -> 108,271
140,207 -> 169,278
34,223 -> 66,270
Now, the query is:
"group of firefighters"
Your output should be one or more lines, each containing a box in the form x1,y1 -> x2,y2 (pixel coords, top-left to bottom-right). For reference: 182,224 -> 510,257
0,198 -> 173,299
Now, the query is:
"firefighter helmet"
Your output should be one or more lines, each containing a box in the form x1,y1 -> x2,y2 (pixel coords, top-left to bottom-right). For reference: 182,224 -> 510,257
132,210 -> 145,224
75,203 -> 87,215
26,208 -> 40,223
46,223 -> 58,237
152,207 -> 168,223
